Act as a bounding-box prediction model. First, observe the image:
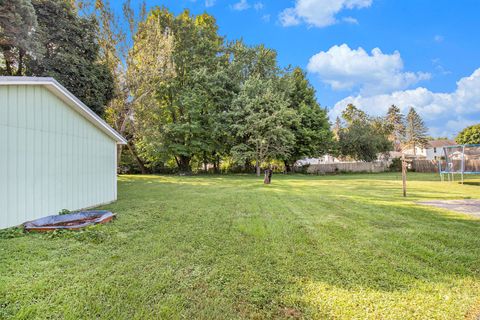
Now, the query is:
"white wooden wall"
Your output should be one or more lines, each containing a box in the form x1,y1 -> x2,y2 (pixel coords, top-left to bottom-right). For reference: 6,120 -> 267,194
0,85 -> 117,229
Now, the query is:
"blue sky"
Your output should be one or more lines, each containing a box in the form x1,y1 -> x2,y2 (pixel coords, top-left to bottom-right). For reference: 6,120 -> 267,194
114,0 -> 480,138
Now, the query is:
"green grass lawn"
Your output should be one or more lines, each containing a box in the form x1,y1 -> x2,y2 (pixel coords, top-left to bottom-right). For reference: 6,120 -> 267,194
1,173 -> 480,319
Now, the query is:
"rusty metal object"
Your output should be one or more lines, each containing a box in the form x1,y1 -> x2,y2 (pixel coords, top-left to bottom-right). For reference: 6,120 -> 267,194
24,211 -> 116,232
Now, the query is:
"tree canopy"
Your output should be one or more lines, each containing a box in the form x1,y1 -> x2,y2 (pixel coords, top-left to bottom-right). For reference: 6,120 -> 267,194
335,104 -> 392,162
0,0 -> 39,75
125,8 -> 333,173
0,0 -> 114,116
456,124 -> 480,145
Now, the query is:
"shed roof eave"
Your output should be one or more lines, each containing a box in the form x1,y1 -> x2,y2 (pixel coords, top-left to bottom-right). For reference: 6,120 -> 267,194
0,76 -> 127,144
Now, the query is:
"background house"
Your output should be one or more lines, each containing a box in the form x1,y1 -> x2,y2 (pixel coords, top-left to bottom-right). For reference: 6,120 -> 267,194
0,77 -> 126,229
403,139 -> 456,160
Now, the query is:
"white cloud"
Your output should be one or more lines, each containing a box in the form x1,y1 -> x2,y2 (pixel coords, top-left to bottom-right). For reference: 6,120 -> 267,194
262,14 -> 271,22
342,16 -> 358,24
205,0 -> 216,7
432,58 -> 451,75
442,118 -> 478,136
330,68 -> 480,136
434,35 -> 444,43
307,44 -> 430,95
279,8 -> 301,26
232,0 -> 250,11
279,0 -> 372,28
254,2 -> 264,10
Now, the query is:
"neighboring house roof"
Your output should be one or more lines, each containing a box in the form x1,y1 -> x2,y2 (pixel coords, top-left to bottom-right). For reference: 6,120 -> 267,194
427,139 -> 456,148
388,151 -> 404,158
0,76 -> 127,144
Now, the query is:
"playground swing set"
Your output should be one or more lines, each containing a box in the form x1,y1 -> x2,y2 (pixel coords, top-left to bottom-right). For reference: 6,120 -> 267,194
439,144 -> 480,183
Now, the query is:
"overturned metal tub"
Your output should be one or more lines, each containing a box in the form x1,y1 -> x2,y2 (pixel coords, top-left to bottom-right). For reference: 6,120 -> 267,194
24,210 -> 116,232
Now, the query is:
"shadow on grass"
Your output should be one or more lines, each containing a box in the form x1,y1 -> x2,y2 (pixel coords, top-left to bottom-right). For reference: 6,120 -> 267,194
463,181 -> 480,186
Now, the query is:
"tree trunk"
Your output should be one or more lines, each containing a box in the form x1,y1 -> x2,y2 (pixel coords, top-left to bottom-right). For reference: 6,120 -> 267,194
3,49 -> 13,75
178,155 -> 191,173
116,144 -> 123,173
126,141 -> 148,174
213,153 -> 220,174
255,159 -> 261,176
16,49 -> 25,76
284,160 -> 292,173
203,151 -> 208,172
413,142 -> 416,156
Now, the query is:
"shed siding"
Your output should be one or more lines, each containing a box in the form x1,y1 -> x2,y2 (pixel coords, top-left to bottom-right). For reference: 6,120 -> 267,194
0,85 -> 117,229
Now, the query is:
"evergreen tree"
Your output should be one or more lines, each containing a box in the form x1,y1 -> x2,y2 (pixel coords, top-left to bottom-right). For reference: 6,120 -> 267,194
385,105 -> 405,151
0,0 -> 40,75
28,0 -> 114,116
1,0 -> 114,116
332,116 -> 342,140
405,107 -> 428,155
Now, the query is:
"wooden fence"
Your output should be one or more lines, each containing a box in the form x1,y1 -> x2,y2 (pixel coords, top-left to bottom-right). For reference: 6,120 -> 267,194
411,160 -> 480,173
411,160 -> 442,173
295,159 -> 480,174
301,161 -> 391,174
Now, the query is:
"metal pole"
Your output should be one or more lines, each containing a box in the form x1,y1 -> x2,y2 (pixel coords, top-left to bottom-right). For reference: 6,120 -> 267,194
402,154 -> 407,197
461,145 -> 465,184
438,159 -> 443,182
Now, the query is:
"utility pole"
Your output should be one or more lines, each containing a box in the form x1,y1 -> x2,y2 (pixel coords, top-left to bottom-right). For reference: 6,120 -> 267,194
402,153 -> 407,197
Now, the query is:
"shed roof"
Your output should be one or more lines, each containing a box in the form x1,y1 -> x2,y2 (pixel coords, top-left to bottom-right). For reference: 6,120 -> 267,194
0,76 -> 127,144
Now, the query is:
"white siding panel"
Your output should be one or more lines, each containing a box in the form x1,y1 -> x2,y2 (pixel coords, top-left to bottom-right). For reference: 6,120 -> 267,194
0,124 -> 6,226
0,85 -> 118,229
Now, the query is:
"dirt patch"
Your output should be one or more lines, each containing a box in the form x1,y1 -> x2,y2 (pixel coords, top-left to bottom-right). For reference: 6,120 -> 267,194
280,307 -> 303,319
417,199 -> 480,218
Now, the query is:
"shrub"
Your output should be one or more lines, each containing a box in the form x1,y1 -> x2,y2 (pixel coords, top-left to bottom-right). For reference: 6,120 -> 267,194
389,157 -> 402,172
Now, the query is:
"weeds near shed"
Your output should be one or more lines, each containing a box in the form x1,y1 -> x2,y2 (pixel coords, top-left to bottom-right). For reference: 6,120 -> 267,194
0,227 -> 24,239
44,224 -> 115,244
58,209 -> 72,215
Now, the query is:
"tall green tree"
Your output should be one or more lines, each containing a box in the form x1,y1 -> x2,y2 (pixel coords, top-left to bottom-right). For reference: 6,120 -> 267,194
0,0 -> 40,75
456,124 -> 480,145
282,68 -> 332,172
405,107 -> 428,155
385,105 -> 405,151
133,8 -> 225,173
230,76 -> 297,176
28,0 -> 114,116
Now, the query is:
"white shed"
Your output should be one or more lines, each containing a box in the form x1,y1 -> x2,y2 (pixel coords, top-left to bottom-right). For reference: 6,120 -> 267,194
0,77 -> 127,229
